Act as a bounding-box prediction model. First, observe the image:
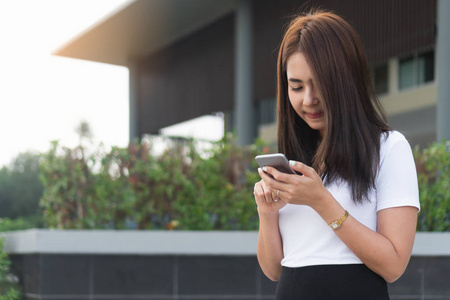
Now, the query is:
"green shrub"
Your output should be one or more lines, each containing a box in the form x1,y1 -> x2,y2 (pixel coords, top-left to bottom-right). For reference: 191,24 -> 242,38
414,140 -> 450,231
0,216 -> 44,233
39,135 -> 270,230
0,239 -> 21,300
38,134 -> 450,232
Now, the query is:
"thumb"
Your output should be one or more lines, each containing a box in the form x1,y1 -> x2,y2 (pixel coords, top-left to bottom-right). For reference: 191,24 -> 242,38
289,160 -> 316,177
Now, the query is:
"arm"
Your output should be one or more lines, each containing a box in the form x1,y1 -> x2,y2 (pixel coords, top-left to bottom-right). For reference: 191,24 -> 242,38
253,179 -> 286,281
260,162 -> 418,283
314,191 -> 417,283
257,209 -> 284,281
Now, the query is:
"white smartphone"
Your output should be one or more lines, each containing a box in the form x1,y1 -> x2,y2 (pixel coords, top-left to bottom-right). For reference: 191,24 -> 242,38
255,153 -> 296,174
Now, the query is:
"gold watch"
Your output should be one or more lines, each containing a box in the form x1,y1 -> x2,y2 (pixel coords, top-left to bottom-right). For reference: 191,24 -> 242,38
329,210 -> 349,230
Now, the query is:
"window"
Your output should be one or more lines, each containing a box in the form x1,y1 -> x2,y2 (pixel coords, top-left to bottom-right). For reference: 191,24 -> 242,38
418,51 -> 434,84
398,50 -> 435,90
399,56 -> 415,90
258,98 -> 276,125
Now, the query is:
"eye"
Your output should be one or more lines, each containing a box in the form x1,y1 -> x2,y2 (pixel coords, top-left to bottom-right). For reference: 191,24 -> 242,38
290,86 -> 303,92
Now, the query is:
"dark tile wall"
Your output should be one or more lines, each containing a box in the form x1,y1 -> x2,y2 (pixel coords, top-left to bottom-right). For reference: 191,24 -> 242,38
41,255 -> 90,295
178,256 -> 258,296
389,257 -> 450,300
8,254 -> 450,300
93,255 -> 174,295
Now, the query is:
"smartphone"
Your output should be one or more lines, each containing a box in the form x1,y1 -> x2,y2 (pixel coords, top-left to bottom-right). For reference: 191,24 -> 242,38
255,153 -> 296,174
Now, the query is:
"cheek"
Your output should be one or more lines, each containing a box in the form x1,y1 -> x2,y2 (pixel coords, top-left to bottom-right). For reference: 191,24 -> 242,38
288,91 -> 302,114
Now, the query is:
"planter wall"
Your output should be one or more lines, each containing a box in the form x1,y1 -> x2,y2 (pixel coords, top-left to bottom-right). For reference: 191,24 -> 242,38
1,230 -> 449,300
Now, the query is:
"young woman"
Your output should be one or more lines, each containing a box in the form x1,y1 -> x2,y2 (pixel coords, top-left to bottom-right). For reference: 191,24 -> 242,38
253,10 -> 420,300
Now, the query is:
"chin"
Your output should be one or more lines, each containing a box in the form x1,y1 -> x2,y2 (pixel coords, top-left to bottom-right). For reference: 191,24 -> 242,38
308,124 -> 325,132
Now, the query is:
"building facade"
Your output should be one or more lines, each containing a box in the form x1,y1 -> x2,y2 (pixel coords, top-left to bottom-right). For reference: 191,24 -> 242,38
55,0 -> 444,148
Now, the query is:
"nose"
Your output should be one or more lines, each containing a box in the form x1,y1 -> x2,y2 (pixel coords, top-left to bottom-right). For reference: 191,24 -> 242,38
303,87 -> 318,106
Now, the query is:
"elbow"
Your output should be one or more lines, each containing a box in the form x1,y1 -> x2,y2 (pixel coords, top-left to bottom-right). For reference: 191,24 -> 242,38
258,262 -> 282,282
257,253 -> 282,282
259,263 -> 281,282
384,274 -> 401,284
377,254 -> 412,283
382,266 -> 407,284
265,272 -> 281,282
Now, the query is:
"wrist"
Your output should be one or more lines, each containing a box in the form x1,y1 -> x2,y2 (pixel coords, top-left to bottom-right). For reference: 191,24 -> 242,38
312,190 -> 345,225
257,207 -> 280,218
256,206 -> 278,217
310,188 -> 334,213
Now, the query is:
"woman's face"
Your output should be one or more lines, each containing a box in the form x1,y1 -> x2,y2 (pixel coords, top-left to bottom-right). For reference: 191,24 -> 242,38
286,52 -> 326,137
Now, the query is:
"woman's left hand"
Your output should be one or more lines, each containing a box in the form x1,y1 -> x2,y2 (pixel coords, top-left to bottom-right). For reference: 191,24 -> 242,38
258,160 -> 329,209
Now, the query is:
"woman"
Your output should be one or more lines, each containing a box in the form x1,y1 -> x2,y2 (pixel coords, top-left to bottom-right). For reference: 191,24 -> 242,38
253,9 -> 420,300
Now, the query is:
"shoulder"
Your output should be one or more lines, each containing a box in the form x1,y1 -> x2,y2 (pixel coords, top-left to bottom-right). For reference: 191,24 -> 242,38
379,130 -> 412,158
376,130 -> 420,211
380,130 -> 409,147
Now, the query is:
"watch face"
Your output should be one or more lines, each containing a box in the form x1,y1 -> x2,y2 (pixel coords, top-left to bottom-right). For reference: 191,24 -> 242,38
331,223 -> 339,229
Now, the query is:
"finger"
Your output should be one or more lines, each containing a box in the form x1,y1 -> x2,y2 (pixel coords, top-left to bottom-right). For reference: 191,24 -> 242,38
261,166 -> 286,181
260,166 -> 290,190
258,167 -> 274,182
253,182 -> 267,204
254,182 -> 281,205
273,189 -> 281,202
261,182 -> 275,204
288,161 -> 317,178
256,173 -> 275,203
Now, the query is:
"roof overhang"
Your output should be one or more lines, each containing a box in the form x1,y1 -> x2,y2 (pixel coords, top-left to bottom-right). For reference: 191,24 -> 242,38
53,0 -> 238,66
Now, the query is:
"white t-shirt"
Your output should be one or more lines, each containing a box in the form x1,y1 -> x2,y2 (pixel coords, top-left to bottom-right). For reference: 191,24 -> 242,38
279,131 -> 420,268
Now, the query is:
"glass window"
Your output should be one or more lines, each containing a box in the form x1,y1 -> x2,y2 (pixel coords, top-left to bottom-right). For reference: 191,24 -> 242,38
399,56 -> 415,90
373,63 -> 388,94
258,98 -> 276,125
418,51 -> 434,84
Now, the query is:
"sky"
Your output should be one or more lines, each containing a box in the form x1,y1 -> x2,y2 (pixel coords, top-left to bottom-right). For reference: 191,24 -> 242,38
0,0 -> 130,167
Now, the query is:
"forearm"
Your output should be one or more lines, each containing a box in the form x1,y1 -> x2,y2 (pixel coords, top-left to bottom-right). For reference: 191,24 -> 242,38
333,215 -> 411,282
256,209 -> 284,281
314,193 -> 416,283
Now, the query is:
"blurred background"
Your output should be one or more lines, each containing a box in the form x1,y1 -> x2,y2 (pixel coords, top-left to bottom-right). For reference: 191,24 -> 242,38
0,0 -> 449,298
0,0 -> 131,168
52,0 -> 442,149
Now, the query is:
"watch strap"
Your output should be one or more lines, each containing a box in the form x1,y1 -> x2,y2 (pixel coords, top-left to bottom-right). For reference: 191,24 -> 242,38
329,210 -> 349,230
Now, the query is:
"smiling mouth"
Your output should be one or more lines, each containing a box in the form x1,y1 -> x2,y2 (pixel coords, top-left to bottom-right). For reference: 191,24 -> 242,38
305,112 -> 323,119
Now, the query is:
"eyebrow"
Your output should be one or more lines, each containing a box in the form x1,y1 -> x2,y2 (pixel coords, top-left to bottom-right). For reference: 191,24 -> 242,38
288,78 -> 315,84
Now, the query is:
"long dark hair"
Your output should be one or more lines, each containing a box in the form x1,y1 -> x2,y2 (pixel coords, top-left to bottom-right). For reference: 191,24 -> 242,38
277,9 -> 391,204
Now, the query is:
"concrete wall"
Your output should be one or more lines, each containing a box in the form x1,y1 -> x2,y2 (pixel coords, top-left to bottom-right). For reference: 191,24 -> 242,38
1,230 -> 449,300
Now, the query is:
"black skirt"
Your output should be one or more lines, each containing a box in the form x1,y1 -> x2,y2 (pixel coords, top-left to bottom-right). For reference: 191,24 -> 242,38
275,264 -> 390,300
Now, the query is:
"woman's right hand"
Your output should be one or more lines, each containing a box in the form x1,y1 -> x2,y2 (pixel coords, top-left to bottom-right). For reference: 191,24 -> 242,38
253,177 -> 287,215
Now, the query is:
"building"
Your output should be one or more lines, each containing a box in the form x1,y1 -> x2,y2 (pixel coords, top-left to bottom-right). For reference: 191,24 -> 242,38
54,0 -> 449,148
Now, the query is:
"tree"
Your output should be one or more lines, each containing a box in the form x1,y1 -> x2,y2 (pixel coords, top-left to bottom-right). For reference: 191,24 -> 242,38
0,152 -> 43,219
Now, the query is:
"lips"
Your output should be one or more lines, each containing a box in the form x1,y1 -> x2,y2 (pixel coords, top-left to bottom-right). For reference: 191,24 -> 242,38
305,112 -> 324,119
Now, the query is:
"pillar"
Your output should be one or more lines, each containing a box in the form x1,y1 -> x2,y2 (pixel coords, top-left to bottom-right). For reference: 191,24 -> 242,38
234,0 -> 256,145
128,59 -> 140,144
437,0 -> 450,141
